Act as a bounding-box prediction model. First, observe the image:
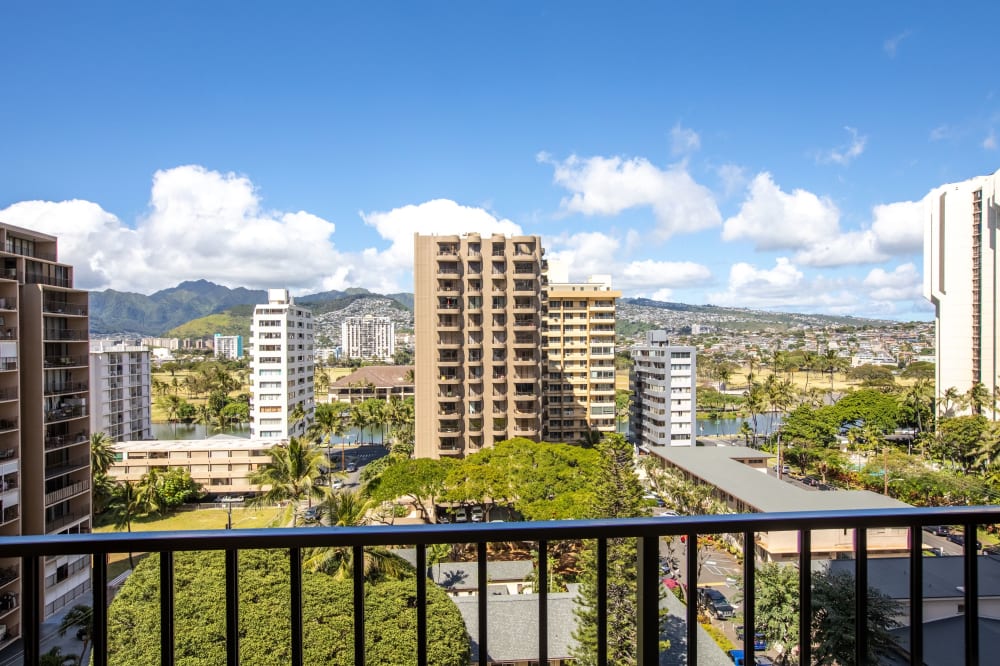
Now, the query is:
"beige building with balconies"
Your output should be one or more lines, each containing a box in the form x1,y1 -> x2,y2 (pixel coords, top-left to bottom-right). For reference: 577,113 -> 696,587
414,233 -> 547,458
542,266 -> 621,444
0,222 -> 92,641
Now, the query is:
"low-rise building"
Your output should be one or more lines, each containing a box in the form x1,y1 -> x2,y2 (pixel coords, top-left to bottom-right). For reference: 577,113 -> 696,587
649,445 -> 911,562
108,435 -> 277,495
429,560 -> 534,596
328,365 -> 414,404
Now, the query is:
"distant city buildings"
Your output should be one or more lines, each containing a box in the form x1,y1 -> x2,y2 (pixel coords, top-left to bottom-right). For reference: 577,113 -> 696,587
89,341 -> 152,442
923,168 -> 1000,416
249,289 -> 314,439
141,336 -> 180,350
341,315 -> 395,362
213,333 -> 243,360
630,330 -> 697,447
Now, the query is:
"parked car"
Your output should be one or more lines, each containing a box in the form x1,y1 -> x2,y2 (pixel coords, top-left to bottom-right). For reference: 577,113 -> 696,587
698,587 -> 735,619
946,533 -> 982,550
772,464 -> 790,475
642,493 -> 666,507
923,525 -> 950,537
331,478 -> 345,490
801,476 -> 818,487
454,507 -> 468,523
728,650 -> 774,666
302,506 -> 321,523
470,506 -> 484,522
735,626 -> 768,651
346,462 -> 357,473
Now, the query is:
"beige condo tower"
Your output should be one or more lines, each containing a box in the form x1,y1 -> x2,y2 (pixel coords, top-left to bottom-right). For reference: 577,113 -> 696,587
414,233 -> 620,459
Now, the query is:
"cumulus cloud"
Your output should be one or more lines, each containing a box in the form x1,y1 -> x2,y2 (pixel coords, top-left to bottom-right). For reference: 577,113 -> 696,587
359,198 -> 522,287
619,259 -> 712,290
870,200 -> 924,254
721,172 -> 841,251
0,166 -> 347,293
883,30 -> 912,58
707,258 -> 860,312
817,126 -> 867,166
863,263 -> 922,301
538,152 -> 722,240
793,230 -> 888,267
670,123 -> 701,155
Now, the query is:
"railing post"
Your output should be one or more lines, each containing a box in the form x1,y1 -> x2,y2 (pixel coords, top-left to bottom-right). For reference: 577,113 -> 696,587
289,547 -> 302,666
538,539 -> 548,664
854,528 -> 868,666
597,538 -> 607,666
225,549 -> 239,666
636,536 -> 660,664
746,529 -> 757,660
686,530 -> 698,666
964,522 -> 979,666
798,529 -> 810,665
416,544 -> 427,666
353,545 -> 365,666
22,554 -> 39,666
909,523 -> 922,666
160,551 -> 174,665
92,552 -> 108,666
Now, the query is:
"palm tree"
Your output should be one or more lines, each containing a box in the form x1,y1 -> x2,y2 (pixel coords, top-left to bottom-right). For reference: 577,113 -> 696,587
308,402 -> 349,473
135,468 -> 166,517
366,399 -> 386,445
40,646 -> 78,666
58,604 -> 92,664
974,421 -> 1000,481
966,381 -> 991,416
303,490 -> 410,581
89,432 -> 115,477
155,394 -> 184,435
822,349 -> 842,391
743,382 -> 766,444
938,386 -> 961,419
108,481 -> 142,567
383,395 -> 410,448
248,436 -> 327,525
289,402 -> 307,437
898,379 -> 933,435
349,403 -> 369,446
802,351 -> 819,390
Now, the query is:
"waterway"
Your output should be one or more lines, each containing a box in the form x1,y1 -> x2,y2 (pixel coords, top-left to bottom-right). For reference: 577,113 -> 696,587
150,422 -> 383,443
695,413 -> 782,437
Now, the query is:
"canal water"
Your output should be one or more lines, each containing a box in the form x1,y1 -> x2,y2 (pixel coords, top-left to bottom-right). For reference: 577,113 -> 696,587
151,422 -> 383,443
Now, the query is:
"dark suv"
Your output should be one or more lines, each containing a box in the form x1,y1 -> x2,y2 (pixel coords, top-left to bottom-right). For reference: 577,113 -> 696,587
698,587 -> 735,619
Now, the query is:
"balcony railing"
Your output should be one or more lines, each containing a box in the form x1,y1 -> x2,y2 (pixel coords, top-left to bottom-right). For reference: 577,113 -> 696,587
41,300 -> 87,315
2,507 -> 998,665
44,405 -> 88,423
44,382 -> 88,396
44,479 -> 90,506
42,329 -> 88,341
44,355 -> 88,368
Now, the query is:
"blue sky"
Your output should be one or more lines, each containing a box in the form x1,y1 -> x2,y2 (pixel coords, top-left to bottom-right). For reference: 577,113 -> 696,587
1,2 -> 997,320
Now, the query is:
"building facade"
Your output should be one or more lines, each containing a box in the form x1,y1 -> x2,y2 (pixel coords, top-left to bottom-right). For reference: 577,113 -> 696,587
630,330 -> 697,447
89,342 -> 152,442
414,233 -> 546,458
249,289 -> 315,440
542,267 -> 620,443
0,223 -> 92,635
213,334 -> 243,360
328,365 -> 414,404
340,315 -> 395,362
923,168 -> 1000,417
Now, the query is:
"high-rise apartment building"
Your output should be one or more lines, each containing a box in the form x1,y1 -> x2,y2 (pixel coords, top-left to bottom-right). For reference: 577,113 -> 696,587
414,233 -> 546,458
923,168 -> 1000,416
629,330 -> 697,447
341,315 -> 395,362
0,223 -> 92,636
89,342 -> 152,442
542,266 -> 620,443
250,289 -> 315,439
213,334 -> 243,360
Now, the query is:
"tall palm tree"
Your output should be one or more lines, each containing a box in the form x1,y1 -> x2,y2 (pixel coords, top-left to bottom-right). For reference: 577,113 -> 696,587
938,386 -> 961,419
109,481 -> 142,567
288,402 -> 307,437
89,432 -> 115,477
155,394 -> 184,435
308,402 -> 349,472
349,403 -> 369,445
366,399 -> 386,445
248,436 -> 327,525
302,489 -> 410,581
58,604 -> 92,665
135,468 -> 166,517
965,381 -> 991,416
802,351 -> 819,390
383,395 -> 410,448
743,382 -> 766,444
898,379 -> 933,435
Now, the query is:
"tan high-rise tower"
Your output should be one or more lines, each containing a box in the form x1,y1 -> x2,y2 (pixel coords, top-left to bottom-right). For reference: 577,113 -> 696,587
414,233 -> 546,458
0,222 -> 92,639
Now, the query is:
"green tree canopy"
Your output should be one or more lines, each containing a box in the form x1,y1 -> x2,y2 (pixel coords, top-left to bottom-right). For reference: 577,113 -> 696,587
107,549 -> 469,665
833,389 -> 900,433
368,457 -> 456,521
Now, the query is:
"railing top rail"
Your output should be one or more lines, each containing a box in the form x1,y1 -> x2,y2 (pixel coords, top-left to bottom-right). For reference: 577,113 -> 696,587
4,505 -> 999,558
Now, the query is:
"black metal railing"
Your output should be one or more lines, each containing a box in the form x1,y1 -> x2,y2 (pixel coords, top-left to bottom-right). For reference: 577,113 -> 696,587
2,506 -> 999,666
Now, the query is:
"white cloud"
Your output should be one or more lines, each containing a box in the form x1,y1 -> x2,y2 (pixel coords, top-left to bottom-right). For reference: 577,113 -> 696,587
670,123 -> 701,155
817,126 -> 867,166
651,288 -> 674,301
539,152 -> 722,240
360,198 -> 522,287
863,263 -> 922,301
870,200 -> 924,254
716,163 -> 748,198
619,259 -> 712,290
707,258 -> 861,312
545,231 -> 621,278
721,172 -> 841,251
985,129 -> 998,150
883,30 -> 912,58
793,230 -> 888,267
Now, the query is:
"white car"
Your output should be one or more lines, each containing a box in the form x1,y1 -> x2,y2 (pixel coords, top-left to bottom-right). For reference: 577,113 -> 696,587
470,506 -> 484,522
454,507 -> 468,523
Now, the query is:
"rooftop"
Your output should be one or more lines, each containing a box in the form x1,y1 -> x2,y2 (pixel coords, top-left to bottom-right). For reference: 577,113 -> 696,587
330,364 -> 413,388
827,555 -> 1000,599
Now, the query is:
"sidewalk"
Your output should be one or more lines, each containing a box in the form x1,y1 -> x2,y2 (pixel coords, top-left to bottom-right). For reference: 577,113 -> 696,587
0,603 -> 90,666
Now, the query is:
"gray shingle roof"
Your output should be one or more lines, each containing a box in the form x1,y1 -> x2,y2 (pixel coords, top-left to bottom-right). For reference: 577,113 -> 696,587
827,555 -> 1000,599
453,592 -> 579,662
430,560 -> 534,591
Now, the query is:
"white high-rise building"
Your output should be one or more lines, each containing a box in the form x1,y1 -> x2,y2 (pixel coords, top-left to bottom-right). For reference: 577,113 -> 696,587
341,315 -> 395,362
629,331 -> 697,447
213,334 -> 243,360
250,289 -> 314,439
89,342 -> 152,441
923,168 -> 1000,417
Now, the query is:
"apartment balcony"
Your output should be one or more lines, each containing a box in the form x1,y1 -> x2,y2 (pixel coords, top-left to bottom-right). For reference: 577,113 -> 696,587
0,504 -> 18,526
42,329 -> 88,341
41,300 -> 87,316
44,457 -> 89,480
0,358 -> 15,373
0,419 -> 15,435
0,327 -> 15,341
44,382 -> 88,397
44,405 -> 88,424
45,511 -> 87,533
44,479 -> 90,507
8,504 -> 993,666
44,430 -> 89,451
0,295 -> 16,308
44,355 -> 88,369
